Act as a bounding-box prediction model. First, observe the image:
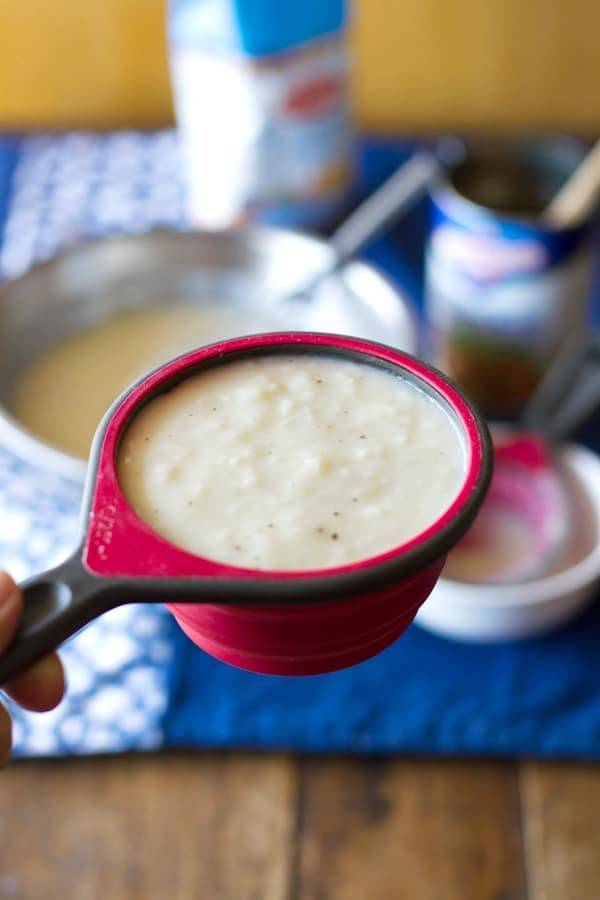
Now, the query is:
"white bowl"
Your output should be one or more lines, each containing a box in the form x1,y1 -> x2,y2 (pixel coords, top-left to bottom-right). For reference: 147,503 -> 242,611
416,443 -> 600,642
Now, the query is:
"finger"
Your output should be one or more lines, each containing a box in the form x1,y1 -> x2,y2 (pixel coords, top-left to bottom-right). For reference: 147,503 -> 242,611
4,652 -> 65,712
0,702 -> 11,767
0,571 -> 22,654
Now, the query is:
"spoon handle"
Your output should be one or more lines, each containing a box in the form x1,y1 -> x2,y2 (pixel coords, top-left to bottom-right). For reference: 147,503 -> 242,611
543,139 -> 600,228
329,151 -> 441,266
522,333 -> 600,442
289,141 -> 465,302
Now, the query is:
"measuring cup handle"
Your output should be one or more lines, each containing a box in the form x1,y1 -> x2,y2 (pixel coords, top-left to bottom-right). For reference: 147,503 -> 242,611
0,554 -> 117,685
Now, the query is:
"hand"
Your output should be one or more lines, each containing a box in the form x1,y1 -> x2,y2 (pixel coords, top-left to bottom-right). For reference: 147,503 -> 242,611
0,572 -> 65,765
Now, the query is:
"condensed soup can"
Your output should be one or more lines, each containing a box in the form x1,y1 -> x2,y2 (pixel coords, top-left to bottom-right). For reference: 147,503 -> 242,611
425,140 -> 594,419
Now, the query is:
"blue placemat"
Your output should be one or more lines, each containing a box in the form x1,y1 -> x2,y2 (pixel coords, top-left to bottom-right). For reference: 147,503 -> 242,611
1,131 -> 599,760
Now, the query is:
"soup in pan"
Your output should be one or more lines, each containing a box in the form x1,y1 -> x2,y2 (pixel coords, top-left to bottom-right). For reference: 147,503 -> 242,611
12,305 -> 275,458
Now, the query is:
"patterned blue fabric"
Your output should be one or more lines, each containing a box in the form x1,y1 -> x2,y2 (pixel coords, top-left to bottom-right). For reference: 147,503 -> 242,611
1,132 -> 599,759
0,133 -> 185,756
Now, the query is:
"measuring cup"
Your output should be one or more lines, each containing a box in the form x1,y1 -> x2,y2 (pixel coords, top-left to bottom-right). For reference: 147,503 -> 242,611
0,333 -> 492,679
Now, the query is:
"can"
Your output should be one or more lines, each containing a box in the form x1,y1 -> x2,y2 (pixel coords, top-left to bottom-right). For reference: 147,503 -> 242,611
425,140 -> 594,419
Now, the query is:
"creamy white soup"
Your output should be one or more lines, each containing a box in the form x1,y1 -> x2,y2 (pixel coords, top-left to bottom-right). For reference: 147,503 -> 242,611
118,356 -> 466,570
12,305 -> 274,459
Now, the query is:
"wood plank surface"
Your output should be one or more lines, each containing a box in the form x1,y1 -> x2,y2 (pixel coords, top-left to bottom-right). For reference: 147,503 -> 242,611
295,758 -> 527,900
0,753 -> 297,900
520,762 -> 600,900
2,755 -> 600,900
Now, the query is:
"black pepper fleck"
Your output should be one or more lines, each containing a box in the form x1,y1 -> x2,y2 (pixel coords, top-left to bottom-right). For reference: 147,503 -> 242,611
331,533 -> 339,540
359,434 -> 366,439
333,511 -> 340,517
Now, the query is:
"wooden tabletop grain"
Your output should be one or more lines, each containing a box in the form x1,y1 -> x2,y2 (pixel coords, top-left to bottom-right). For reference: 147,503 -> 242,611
1,755 -> 599,899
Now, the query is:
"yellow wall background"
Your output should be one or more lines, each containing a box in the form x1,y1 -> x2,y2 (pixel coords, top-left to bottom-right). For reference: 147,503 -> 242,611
1,0 -> 598,132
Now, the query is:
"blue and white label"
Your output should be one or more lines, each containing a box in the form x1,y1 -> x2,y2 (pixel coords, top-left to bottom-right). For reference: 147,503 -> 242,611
426,187 -> 592,355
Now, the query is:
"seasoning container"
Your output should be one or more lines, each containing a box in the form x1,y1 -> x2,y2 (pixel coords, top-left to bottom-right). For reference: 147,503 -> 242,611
425,140 -> 594,419
168,0 -> 353,230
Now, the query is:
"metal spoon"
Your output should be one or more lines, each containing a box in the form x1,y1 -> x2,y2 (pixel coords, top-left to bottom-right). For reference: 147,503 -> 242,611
286,140 -> 464,302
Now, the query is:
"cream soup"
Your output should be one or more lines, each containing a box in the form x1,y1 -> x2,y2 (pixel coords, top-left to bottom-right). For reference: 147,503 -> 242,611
118,356 -> 466,570
12,305 -> 274,459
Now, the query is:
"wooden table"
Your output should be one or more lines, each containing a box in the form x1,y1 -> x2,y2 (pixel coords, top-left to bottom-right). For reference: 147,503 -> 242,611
2,755 -> 599,899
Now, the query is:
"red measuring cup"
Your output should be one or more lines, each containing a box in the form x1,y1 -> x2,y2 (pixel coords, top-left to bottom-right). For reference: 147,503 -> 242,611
0,333 -> 492,679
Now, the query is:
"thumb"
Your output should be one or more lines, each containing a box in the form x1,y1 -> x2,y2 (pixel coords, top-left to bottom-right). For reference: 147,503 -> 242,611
0,572 -> 22,656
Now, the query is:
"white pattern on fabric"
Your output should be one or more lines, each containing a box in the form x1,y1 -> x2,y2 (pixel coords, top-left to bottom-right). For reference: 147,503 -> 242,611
1,132 -> 187,757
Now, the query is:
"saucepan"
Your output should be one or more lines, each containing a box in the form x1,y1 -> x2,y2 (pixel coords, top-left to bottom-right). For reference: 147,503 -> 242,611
0,333 -> 492,680
0,229 -> 417,481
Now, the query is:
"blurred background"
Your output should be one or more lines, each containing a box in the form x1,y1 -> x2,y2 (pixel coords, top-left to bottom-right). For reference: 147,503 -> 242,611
1,0 -> 598,133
